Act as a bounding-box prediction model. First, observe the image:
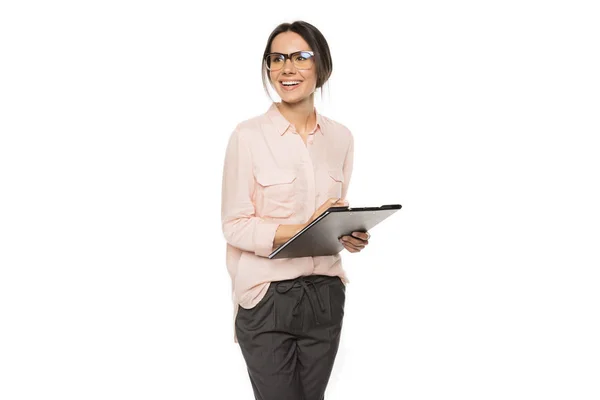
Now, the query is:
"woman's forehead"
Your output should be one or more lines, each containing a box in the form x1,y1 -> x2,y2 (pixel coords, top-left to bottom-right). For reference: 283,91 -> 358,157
270,31 -> 312,53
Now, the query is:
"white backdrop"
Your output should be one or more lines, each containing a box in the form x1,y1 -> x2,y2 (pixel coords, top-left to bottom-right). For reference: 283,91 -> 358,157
1,1 -> 599,399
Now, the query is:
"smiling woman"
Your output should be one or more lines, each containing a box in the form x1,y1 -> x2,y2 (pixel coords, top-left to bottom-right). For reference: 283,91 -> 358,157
261,24 -> 332,104
221,20 -> 369,400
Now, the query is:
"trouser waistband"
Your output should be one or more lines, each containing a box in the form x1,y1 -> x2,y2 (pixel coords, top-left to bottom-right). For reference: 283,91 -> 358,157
274,275 -> 338,327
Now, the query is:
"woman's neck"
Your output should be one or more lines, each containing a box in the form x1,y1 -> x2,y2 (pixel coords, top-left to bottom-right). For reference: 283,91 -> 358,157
276,96 -> 316,135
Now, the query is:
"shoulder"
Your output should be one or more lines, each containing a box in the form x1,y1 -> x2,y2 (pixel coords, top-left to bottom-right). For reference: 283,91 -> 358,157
228,112 -> 271,142
225,113 -> 265,145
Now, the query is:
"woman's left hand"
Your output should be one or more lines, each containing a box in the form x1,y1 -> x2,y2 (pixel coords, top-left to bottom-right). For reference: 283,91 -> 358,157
339,231 -> 370,253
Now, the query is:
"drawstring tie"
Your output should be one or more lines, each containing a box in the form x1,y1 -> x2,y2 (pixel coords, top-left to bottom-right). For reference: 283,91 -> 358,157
276,278 -> 326,325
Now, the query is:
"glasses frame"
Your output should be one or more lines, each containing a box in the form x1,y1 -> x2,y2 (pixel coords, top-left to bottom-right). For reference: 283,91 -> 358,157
264,50 -> 315,71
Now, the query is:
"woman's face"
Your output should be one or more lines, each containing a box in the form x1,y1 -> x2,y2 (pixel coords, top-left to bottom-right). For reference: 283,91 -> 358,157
268,31 -> 317,104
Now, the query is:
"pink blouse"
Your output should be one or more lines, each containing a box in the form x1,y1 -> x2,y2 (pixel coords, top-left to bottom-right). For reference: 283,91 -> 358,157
221,102 -> 354,343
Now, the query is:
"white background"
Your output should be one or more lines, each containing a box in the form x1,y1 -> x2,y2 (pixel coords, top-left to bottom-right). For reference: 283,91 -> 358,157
1,1 -> 599,399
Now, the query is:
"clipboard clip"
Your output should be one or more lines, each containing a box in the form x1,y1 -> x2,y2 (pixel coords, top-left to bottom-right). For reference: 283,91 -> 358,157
328,205 -> 349,211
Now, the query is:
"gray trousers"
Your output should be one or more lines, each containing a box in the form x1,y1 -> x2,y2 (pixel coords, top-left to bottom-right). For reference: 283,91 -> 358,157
235,274 -> 346,400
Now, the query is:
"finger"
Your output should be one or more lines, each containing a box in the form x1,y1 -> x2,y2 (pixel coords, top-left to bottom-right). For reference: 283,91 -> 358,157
351,231 -> 369,240
347,235 -> 366,247
341,242 -> 358,252
343,242 -> 361,252
341,236 -> 365,248
339,235 -> 369,247
329,198 -> 348,207
339,237 -> 361,249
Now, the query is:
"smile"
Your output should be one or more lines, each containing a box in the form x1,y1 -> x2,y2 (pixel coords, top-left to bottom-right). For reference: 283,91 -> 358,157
280,81 -> 302,91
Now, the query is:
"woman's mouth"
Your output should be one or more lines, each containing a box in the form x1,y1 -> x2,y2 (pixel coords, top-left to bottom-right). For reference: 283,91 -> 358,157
280,81 -> 302,91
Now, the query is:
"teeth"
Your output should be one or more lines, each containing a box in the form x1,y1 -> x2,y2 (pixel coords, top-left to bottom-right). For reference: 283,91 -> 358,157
282,81 -> 301,86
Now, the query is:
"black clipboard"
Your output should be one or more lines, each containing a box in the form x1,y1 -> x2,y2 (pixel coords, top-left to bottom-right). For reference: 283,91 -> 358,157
268,204 -> 402,259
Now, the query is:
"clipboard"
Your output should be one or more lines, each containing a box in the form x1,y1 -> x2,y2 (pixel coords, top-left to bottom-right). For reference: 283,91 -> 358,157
268,204 -> 402,259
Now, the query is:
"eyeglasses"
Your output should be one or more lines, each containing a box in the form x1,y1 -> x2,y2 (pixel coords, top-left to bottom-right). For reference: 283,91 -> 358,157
264,51 -> 315,71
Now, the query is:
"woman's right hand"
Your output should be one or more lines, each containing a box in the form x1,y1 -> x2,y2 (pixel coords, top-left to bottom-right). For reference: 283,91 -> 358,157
273,198 -> 349,249
306,197 -> 349,226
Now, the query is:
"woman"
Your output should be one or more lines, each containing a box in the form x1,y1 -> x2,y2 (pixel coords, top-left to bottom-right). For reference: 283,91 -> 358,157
221,20 -> 370,400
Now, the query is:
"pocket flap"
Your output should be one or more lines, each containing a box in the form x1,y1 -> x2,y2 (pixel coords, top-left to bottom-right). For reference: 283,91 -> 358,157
256,169 -> 297,186
328,169 -> 344,183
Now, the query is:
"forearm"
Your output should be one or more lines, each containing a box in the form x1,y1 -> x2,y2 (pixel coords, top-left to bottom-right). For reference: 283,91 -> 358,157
222,216 -> 279,257
273,223 -> 306,247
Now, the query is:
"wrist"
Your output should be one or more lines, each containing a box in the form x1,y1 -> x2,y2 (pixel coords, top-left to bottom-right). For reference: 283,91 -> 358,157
273,223 -> 305,248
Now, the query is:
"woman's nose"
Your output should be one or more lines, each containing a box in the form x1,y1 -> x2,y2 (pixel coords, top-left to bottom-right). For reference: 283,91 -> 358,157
282,58 -> 296,73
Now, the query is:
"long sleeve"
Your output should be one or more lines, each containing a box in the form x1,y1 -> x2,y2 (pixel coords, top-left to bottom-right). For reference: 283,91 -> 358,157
341,131 -> 354,200
221,127 -> 280,258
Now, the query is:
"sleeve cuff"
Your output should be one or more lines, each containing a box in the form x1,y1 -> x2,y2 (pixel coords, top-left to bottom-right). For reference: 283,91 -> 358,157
253,221 -> 280,258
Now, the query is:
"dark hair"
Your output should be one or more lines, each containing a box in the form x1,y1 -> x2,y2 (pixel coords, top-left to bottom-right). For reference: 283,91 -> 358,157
261,21 -> 333,101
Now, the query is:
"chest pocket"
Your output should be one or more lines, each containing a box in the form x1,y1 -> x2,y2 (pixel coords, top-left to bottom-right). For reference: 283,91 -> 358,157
327,169 -> 344,198
255,169 -> 297,218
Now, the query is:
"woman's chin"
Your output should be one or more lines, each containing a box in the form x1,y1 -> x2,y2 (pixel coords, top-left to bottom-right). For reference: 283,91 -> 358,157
278,93 -> 307,104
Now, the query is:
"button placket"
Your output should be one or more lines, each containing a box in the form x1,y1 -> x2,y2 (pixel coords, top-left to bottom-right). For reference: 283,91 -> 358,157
303,136 -> 316,218
290,132 -> 314,221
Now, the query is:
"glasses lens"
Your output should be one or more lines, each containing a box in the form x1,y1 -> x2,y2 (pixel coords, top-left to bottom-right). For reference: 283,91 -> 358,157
267,54 -> 284,70
293,52 -> 313,69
